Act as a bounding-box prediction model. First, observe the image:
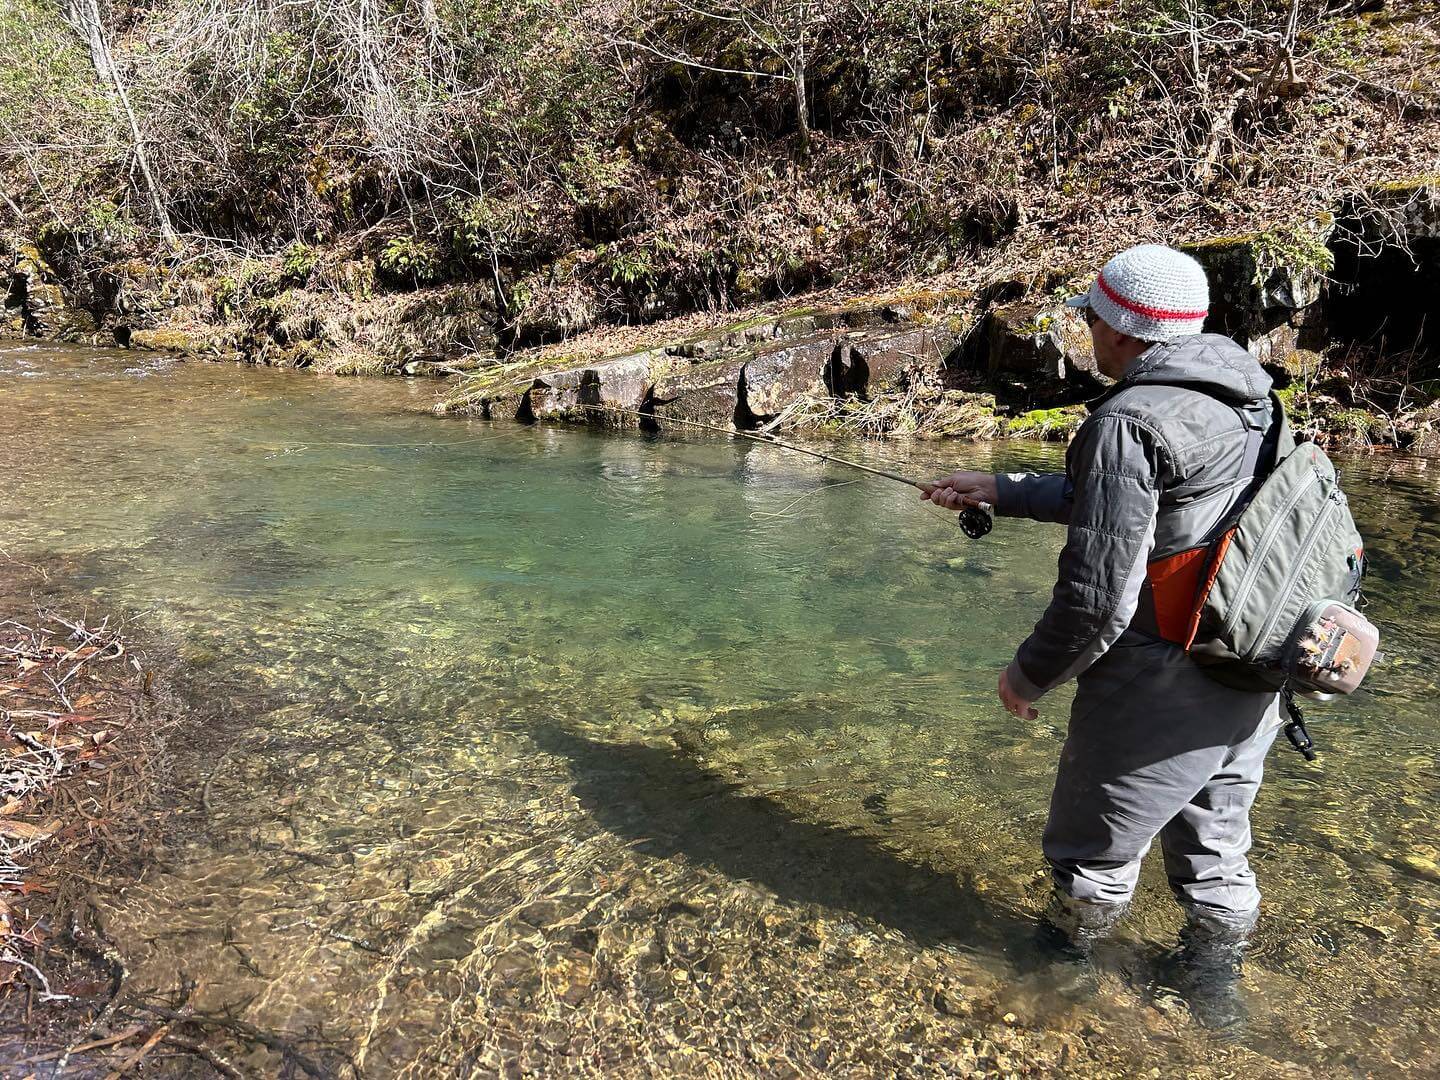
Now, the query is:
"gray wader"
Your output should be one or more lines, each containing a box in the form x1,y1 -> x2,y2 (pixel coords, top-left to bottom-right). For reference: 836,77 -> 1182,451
1042,631 -> 1281,938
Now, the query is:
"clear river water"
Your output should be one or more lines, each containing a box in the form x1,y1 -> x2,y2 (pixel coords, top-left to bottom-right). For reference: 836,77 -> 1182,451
2,341 -> 1437,1077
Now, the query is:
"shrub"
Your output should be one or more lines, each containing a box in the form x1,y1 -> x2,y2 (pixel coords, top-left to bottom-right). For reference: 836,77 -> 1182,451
378,236 -> 445,289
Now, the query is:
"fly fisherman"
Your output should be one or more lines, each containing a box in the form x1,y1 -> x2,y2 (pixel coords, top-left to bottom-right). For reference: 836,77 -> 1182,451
925,244 -> 1281,1026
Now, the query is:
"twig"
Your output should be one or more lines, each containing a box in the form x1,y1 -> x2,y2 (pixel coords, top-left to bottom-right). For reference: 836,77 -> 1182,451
101,1023 -> 170,1079
127,1003 -> 333,1079
159,1033 -> 242,1078
24,1023 -> 148,1062
1,951 -> 73,1002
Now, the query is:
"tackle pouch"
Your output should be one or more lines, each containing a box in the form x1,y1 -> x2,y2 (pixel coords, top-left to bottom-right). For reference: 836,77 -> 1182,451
1281,600 -> 1380,695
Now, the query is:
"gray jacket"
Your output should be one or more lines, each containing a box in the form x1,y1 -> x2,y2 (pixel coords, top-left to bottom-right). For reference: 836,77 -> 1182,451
996,333 -> 1274,701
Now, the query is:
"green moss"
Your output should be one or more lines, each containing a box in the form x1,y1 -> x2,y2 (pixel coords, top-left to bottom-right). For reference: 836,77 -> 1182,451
1373,175 -> 1440,194
1250,219 -> 1335,284
1185,218 -> 1334,291
1006,406 -> 1085,440
1181,233 -> 1259,252
436,360 -> 550,413
128,327 -> 211,354
1331,407 -> 1381,436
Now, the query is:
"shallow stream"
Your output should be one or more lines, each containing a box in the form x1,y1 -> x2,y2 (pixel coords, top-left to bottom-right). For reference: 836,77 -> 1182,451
2,342 -> 1438,1076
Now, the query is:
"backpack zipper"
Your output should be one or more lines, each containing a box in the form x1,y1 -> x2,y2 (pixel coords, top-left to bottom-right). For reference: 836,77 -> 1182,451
1219,465 -> 1320,643
1244,489 -> 1343,662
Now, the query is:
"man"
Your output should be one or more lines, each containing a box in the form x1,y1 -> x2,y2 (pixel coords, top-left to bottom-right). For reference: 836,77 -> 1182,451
925,244 -> 1281,1024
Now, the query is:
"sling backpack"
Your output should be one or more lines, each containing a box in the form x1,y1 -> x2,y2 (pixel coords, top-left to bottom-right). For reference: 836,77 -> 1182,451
1142,391 -> 1380,702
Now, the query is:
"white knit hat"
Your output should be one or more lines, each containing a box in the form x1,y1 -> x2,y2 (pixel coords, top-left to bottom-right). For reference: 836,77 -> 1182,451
1065,244 -> 1209,341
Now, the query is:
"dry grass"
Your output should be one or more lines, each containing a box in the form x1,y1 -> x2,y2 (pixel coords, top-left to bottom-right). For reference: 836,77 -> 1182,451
781,367 -> 1004,440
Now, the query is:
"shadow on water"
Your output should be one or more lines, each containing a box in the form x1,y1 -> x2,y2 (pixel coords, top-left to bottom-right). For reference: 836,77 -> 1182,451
530,724 -> 1047,962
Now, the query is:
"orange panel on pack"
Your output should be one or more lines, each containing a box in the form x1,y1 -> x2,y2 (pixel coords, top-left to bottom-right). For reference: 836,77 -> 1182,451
1184,528 -> 1236,649
1145,545 -> 1208,644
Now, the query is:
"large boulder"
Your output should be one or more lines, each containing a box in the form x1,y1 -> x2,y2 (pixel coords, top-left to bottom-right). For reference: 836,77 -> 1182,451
1182,223 -> 1334,361
438,306 -> 963,429
985,301 -> 1095,383
6,245 -> 97,340
987,303 -> 1067,380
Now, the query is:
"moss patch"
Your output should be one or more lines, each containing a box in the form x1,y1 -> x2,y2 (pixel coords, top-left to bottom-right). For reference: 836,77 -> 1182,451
1006,406 -> 1085,440
127,327 -> 213,354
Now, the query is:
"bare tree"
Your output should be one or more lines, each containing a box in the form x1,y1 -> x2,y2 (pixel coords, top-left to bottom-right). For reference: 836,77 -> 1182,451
62,0 -> 178,245
617,0 -> 841,156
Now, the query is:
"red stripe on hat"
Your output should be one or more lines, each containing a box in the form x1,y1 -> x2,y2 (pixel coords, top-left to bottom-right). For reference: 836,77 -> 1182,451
1096,271 -> 1208,322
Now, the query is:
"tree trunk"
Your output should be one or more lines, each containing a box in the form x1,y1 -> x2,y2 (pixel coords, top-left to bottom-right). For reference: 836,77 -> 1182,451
64,0 -> 178,247
792,63 -> 811,157
65,0 -> 112,81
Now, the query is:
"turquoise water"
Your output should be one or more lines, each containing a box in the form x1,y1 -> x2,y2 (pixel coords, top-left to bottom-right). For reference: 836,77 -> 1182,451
2,341 -> 1437,1076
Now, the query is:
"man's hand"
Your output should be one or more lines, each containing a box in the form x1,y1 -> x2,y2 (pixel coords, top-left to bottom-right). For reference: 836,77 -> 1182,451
998,668 -> 1038,721
921,470 -> 999,511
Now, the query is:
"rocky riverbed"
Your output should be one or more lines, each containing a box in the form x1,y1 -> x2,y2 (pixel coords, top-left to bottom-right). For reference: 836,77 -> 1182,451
1,343 -> 1437,1077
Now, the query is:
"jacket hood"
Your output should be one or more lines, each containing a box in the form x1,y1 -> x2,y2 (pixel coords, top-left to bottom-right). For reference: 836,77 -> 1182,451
1097,333 -> 1272,407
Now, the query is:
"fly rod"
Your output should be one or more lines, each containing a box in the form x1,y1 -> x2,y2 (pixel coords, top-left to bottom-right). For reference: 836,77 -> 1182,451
565,398 -> 994,538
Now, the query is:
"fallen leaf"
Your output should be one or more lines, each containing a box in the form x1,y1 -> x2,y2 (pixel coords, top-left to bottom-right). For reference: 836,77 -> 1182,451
49,714 -> 99,728
0,820 -> 53,841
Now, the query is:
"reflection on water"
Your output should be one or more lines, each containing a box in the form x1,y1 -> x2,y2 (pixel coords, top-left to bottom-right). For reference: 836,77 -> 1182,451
3,342 -> 1438,1075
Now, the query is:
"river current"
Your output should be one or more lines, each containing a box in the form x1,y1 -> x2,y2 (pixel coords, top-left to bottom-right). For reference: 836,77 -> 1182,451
2,341 -> 1437,1076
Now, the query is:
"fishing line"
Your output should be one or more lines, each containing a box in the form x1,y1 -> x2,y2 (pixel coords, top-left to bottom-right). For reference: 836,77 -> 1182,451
573,402 -> 927,487
564,401 -> 994,538
445,371 -> 934,487
257,430 -> 522,453
747,479 -> 861,522
254,385 -> 992,535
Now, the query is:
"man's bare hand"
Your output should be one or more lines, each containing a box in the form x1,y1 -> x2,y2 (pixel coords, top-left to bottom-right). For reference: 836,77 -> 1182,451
998,668 -> 1038,721
921,470 -> 999,511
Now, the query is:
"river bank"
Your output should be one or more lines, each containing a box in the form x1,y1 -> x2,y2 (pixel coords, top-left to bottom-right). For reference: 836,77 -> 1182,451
0,555 -> 368,1076
7,179 -> 1439,454
0,557 -> 218,1075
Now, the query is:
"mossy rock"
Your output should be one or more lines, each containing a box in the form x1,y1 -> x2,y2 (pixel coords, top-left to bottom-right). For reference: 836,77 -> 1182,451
1182,221 -> 1333,351
128,327 -> 214,355
1365,177 -> 1440,240
314,344 -> 393,376
988,302 -> 1067,380
7,246 -> 96,340
1006,406 -> 1085,440
1372,174 -> 1440,195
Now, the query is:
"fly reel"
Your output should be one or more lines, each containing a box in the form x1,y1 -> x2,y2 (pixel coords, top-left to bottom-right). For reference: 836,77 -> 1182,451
958,505 -> 994,539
